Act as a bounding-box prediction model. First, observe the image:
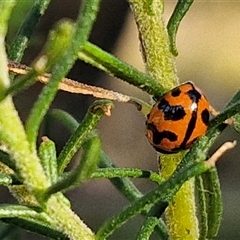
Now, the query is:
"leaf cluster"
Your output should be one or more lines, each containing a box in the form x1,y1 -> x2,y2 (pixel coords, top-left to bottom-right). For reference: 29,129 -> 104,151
0,0 -> 239,240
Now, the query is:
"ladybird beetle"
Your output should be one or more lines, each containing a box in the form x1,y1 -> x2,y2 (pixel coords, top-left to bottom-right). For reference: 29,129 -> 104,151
145,82 -> 210,153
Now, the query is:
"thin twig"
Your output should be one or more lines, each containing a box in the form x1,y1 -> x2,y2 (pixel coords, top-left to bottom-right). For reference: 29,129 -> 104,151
7,60 -> 131,103
205,141 -> 237,168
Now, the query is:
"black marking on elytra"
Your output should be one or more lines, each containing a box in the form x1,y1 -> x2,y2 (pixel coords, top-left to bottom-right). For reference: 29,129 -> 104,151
201,109 -> 210,126
146,123 -> 178,145
180,110 -> 197,149
158,130 -> 178,143
171,87 -> 181,97
187,89 -> 202,103
157,99 -> 186,121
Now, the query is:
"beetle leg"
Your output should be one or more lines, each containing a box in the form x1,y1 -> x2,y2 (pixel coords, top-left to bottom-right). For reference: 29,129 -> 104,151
209,105 -> 219,117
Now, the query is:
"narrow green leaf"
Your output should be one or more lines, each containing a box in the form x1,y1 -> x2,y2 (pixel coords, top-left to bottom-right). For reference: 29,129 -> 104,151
57,100 -> 113,173
76,135 -> 101,182
167,0 -> 194,56
195,175 -> 208,240
38,137 -> 58,183
201,168 -> 222,239
34,19 -> 75,73
136,217 -> 159,240
0,204 -> 68,239
48,109 -> 79,133
225,89 -> 240,108
46,135 -> 101,197
9,0 -> 51,62
79,42 -> 165,98
91,168 -> 163,184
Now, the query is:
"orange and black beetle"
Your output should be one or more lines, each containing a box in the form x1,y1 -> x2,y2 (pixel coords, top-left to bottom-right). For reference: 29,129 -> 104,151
145,82 -> 210,153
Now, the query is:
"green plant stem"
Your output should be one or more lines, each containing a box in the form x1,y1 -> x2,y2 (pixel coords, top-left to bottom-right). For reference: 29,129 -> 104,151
79,42 -> 165,98
0,0 -> 48,197
0,1 -> 16,36
0,97 -> 49,198
25,0 -> 101,151
9,0 -> 51,62
129,1 -> 199,239
129,0 -> 178,91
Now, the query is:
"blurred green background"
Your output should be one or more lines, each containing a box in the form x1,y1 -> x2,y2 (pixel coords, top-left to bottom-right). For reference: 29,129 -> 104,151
3,0 -> 240,239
